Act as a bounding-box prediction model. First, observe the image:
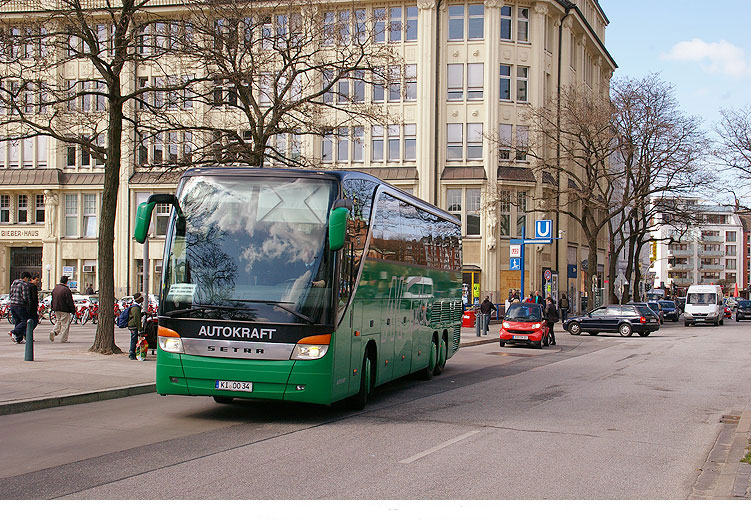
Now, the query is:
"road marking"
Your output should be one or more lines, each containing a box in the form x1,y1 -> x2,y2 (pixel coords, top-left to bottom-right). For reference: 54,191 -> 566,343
398,430 -> 481,464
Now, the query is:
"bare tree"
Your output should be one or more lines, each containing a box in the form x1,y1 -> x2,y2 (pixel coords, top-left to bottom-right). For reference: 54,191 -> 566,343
0,0 -> 177,354
716,106 -> 751,197
137,0 -> 402,168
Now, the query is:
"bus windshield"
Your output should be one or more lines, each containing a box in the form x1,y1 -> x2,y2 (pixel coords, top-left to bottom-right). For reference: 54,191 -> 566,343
162,175 -> 338,324
687,293 -> 716,305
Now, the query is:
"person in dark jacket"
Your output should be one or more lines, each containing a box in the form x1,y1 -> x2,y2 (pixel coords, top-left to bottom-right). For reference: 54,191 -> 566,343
559,293 -> 570,321
29,275 -> 41,328
50,276 -> 76,343
533,290 -> 545,305
128,292 -> 144,360
544,297 -> 559,345
8,272 -> 32,344
479,296 -> 497,332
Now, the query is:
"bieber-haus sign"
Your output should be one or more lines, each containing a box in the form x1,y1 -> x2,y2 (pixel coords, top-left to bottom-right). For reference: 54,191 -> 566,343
0,228 -> 44,239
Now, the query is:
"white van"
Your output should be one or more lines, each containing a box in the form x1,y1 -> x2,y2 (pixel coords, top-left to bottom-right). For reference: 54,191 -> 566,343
684,284 -> 724,326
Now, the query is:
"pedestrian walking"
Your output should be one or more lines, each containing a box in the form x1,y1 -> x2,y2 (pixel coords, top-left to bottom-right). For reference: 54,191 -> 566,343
127,292 -> 144,360
533,290 -> 544,304
8,272 -> 32,344
559,293 -> 570,322
544,296 -> 559,345
85,284 -> 94,295
50,276 -> 75,343
479,296 -> 497,332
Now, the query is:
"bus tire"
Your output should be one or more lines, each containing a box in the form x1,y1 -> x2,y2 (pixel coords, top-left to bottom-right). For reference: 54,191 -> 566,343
347,353 -> 372,410
419,341 -> 437,381
434,337 -> 448,376
213,396 -> 234,404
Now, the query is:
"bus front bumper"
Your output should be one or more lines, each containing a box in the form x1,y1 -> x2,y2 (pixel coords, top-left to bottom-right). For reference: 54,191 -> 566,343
156,350 -> 334,405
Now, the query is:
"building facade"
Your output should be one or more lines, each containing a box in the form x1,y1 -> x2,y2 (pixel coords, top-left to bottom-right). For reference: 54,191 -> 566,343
0,0 -> 615,309
651,206 -> 746,296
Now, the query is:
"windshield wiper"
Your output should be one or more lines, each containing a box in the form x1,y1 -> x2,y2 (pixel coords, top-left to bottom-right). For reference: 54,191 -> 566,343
165,301 -> 315,325
227,299 -> 316,324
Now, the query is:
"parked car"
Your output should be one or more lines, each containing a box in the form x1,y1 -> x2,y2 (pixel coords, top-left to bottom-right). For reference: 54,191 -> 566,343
563,304 -> 660,337
658,300 -> 680,322
736,300 -> 751,321
724,306 -> 732,319
499,303 -> 550,349
684,284 -> 724,326
628,301 -> 664,324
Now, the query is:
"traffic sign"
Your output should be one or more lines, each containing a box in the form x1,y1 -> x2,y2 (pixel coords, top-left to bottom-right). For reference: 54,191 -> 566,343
510,258 -> 521,271
510,245 -> 521,258
544,269 -> 552,281
535,220 -> 553,240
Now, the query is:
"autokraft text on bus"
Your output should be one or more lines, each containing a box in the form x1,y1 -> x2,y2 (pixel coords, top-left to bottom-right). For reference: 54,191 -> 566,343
198,326 -> 277,340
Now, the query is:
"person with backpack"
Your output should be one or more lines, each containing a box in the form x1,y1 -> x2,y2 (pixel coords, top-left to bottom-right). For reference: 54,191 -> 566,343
559,293 -> 570,322
50,276 -> 75,343
125,292 -> 144,360
9,272 -> 32,344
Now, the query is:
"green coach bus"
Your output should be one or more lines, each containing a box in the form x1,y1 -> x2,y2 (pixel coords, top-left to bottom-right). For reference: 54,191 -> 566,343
134,167 -> 463,409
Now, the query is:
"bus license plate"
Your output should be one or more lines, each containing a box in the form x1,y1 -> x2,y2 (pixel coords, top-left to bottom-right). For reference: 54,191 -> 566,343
512,335 -> 529,340
215,380 -> 253,392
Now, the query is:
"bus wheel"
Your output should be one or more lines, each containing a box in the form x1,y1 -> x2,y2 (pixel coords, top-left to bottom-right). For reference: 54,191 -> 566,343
433,338 -> 447,376
419,341 -> 437,381
348,353 -> 372,410
213,396 -> 234,404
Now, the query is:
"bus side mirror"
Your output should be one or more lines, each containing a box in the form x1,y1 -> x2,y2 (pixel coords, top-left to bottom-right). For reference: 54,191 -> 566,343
134,202 -> 156,243
328,207 -> 349,251
134,193 -> 181,244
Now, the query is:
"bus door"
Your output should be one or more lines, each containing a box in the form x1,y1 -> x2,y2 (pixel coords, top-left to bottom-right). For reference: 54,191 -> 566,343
377,276 -> 401,385
332,306 -> 355,400
394,280 -> 416,379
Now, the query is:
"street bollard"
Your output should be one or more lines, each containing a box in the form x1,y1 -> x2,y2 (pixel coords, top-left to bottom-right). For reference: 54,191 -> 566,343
482,314 -> 489,335
475,311 -> 481,337
25,318 -> 35,361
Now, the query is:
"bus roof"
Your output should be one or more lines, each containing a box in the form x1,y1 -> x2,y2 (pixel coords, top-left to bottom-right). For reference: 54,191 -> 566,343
177,167 -> 460,227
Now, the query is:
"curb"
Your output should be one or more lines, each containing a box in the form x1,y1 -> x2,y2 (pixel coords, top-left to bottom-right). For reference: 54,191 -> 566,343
0,383 -> 156,417
459,337 -> 498,348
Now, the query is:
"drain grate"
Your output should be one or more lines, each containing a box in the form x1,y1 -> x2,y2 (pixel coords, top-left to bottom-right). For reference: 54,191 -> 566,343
720,414 -> 741,424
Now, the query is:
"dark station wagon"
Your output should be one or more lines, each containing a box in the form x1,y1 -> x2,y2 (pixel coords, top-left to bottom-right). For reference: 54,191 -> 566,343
563,304 -> 661,337
736,300 -> 751,321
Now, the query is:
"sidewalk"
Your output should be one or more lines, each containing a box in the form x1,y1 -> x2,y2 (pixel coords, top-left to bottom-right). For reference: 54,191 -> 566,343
0,323 -> 156,415
0,323 -> 498,416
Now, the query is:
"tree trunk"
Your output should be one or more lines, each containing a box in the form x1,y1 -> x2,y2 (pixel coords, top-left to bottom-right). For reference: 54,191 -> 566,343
586,236 -> 600,311
89,98 -> 123,355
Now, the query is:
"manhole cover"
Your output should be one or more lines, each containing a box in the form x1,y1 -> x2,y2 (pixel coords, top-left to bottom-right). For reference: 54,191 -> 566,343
720,414 -> 741,424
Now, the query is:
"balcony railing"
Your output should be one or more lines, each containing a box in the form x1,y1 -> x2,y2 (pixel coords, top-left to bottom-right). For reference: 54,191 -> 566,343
702,235 -> 723,243
670,263 -> 694,271
699,264 -> 724,271
699,249 -> 723,257
669,249 -> 693,257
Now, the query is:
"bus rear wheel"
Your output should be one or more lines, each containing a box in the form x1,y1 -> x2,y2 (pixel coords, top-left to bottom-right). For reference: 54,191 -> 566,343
433,338 -> 447,376
419,341 -> 437,381
347,353 -> 372,410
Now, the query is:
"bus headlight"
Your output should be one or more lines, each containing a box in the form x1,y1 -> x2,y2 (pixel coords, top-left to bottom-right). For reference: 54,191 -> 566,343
291,334 -> 331,360
292,344 -> 329,360
158,336 -> 184,354
158,326 -> 183,353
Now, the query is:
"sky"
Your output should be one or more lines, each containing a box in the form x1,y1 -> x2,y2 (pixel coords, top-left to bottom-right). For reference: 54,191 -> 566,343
599,0 -> 750,131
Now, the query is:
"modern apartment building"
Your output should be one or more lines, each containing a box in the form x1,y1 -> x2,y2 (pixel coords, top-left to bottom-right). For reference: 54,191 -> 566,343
0,0 -> 615,310
652,206 -> 745,295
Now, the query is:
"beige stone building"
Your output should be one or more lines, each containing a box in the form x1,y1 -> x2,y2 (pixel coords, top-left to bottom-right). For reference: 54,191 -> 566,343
0,0 -> 615,311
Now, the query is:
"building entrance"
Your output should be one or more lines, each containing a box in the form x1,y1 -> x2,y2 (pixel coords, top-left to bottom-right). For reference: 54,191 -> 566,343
9,247 -> 42,287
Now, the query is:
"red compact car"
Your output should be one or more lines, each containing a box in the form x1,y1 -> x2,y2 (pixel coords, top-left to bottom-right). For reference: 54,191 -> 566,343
499,303 -> 550,349
724,306 -> 732,319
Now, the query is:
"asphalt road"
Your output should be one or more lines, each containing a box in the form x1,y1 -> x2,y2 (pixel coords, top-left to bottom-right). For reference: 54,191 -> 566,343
1,318 -> 750,499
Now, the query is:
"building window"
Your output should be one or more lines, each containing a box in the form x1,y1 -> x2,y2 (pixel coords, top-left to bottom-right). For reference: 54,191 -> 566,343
404,124 -> 417,161
405,64 -> 417,101
517,66 -> 529,102
388,65 -> 401,102
155,203 -> 170,236
518,8 -> 529,43
516,191 -> 527,237
466,188 -> 481,235
726,245 -> 737,256
80,142 -> 91,167
372,68 -> 385,102
37,136 -> 47,167
17,194 -> 28,223
406,6 -> 418,41
374,8 -> 386,44
388,125 -> 400,161
726,231 -> 737,242
321,129 -> 334,162
353,126 -> 364,162
0,195 -> 10,223
466,123 -> 483,160
468,4 -> 484,40
337,128 -> 349,162
499,124 -> 512,160
389,7 -> 402,42
500,6 -> 512,40
516,126 -> 529,161
447,189 -> 462,223
83,193 -> 97,237
9,139 -> 19,168
35,194 -> 44,223
372,126 -> 384,162
726,259 -> 737,270
447,64 -> 463,101
353,71 -> 365,102
500,64 -> 511,100
65,194 -> 78,237
66,145 -> 76,167
447,123 -> 463,160
448,5 -> 464,41
499,190 -> 511,236
23,138 -> 33,167
467,63 -> 484,100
